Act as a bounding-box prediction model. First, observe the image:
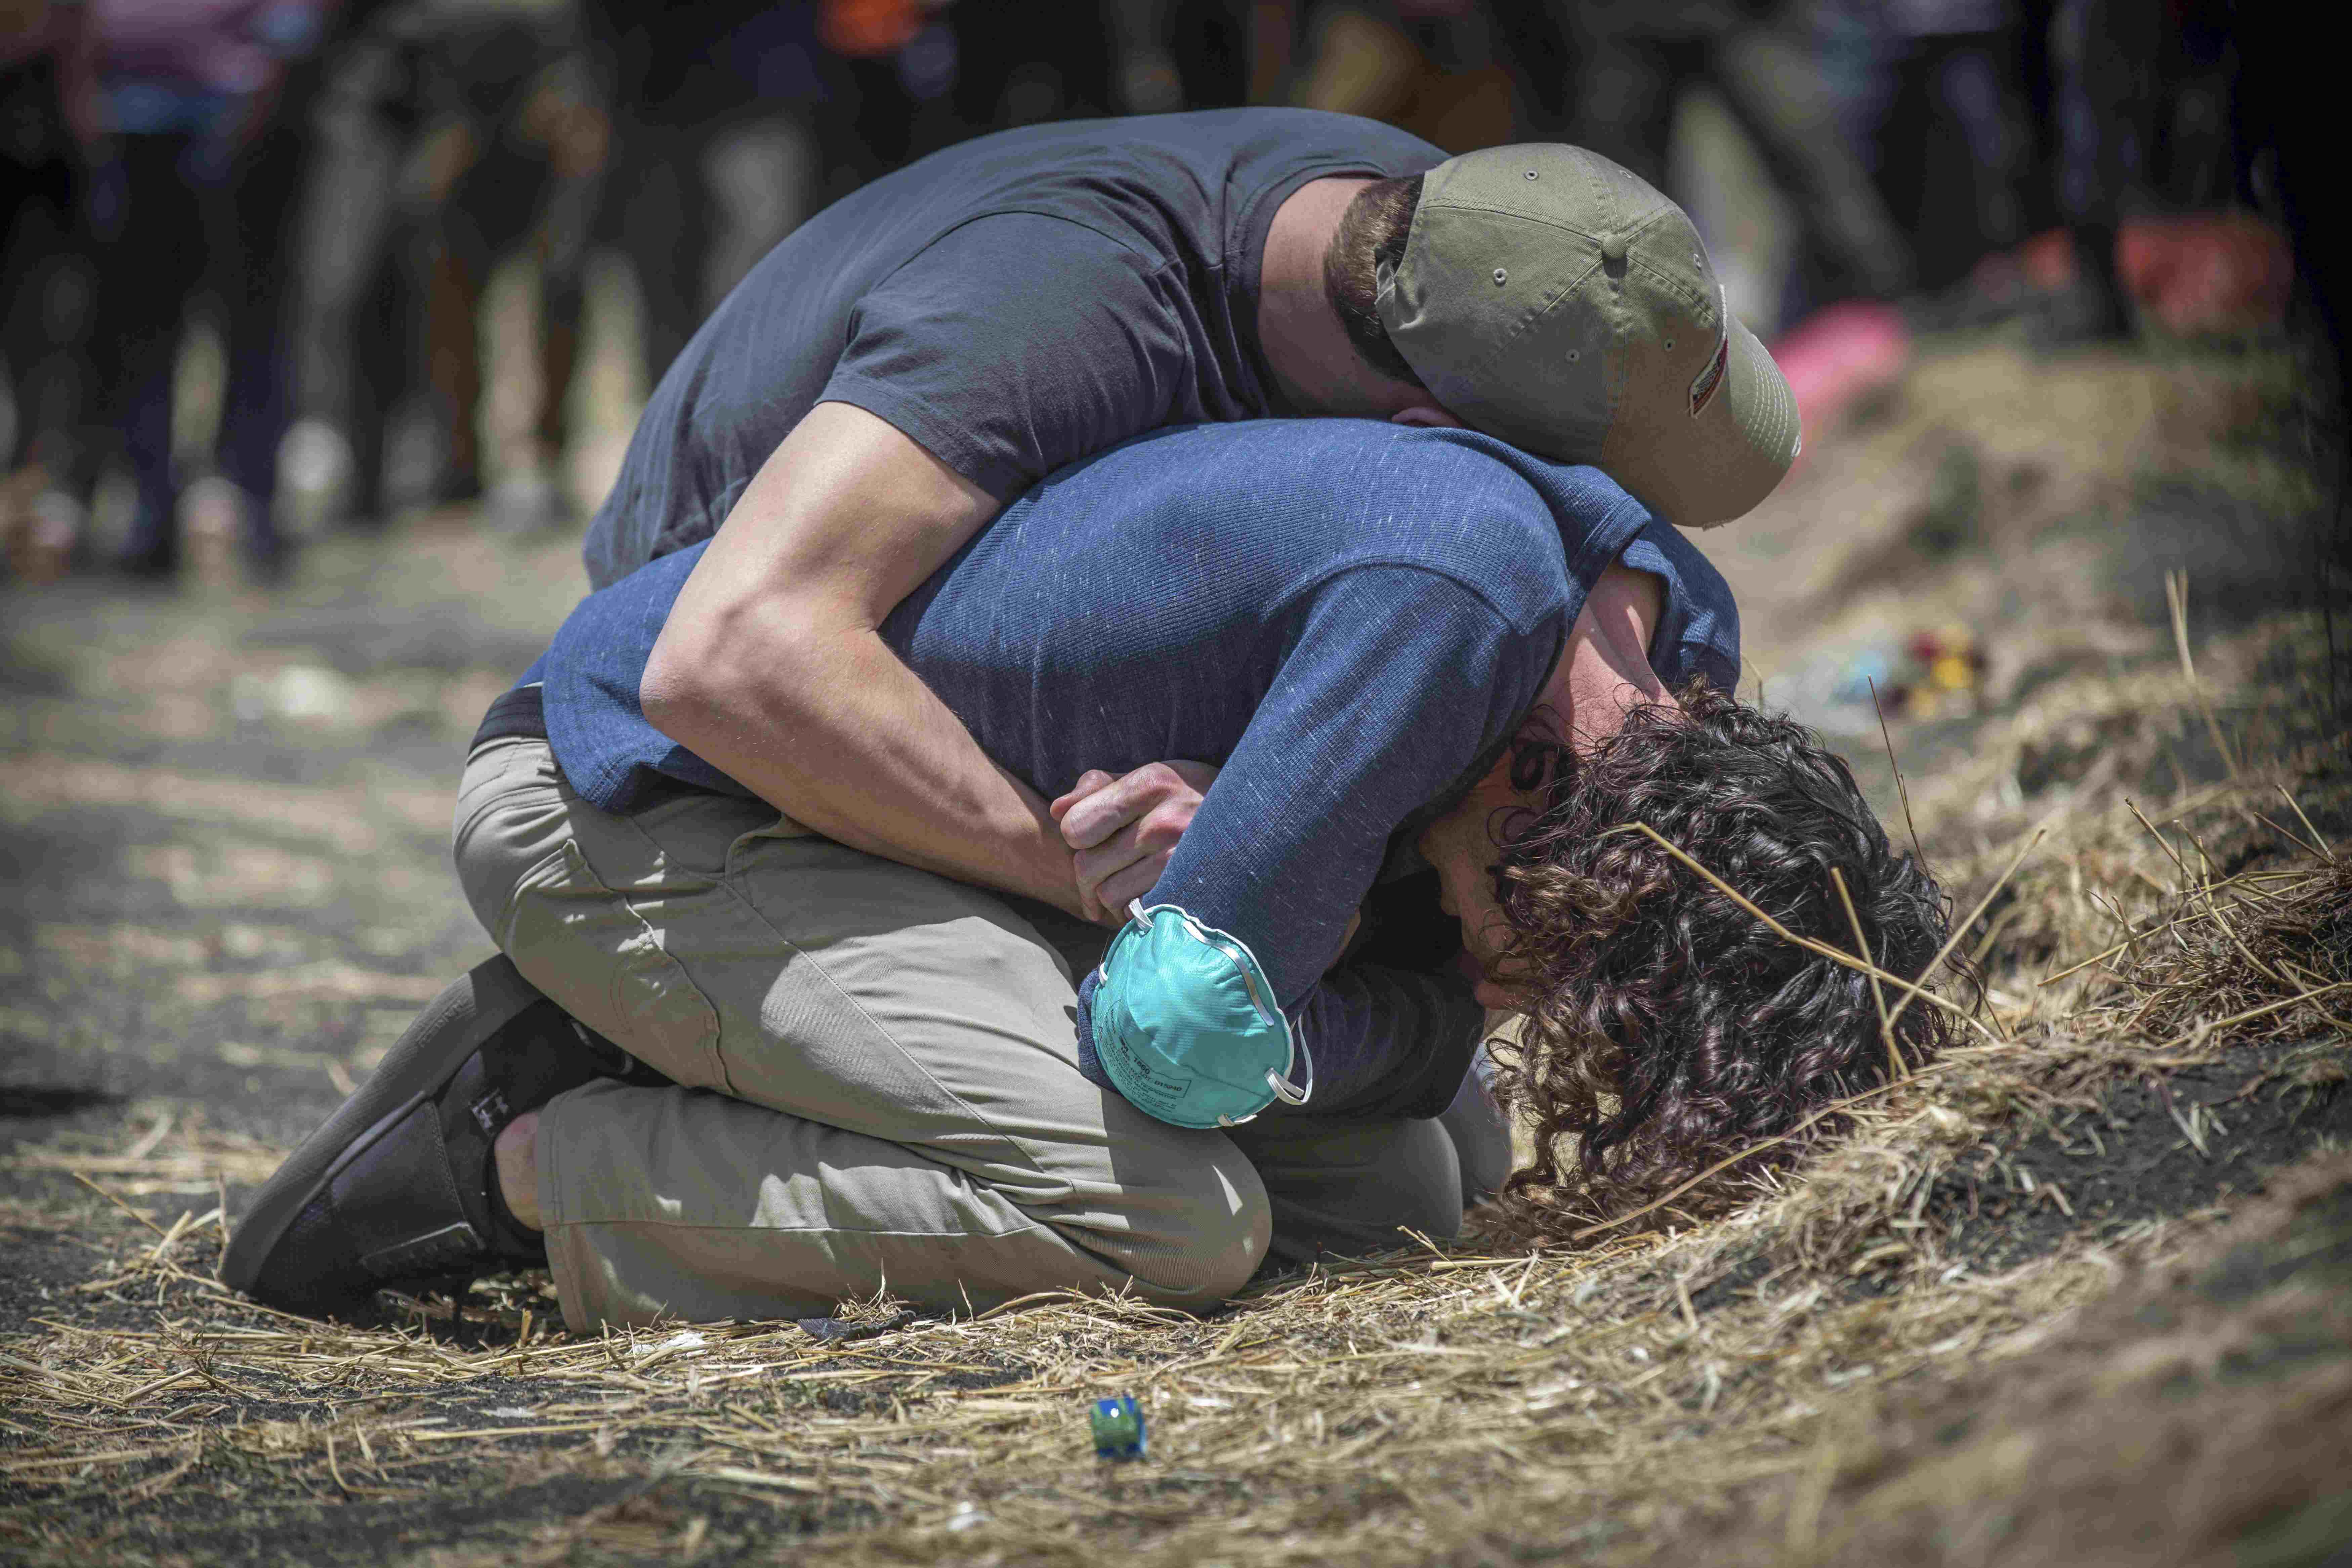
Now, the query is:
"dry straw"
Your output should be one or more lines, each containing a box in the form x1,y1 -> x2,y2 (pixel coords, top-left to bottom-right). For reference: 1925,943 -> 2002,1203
4,614 -> 2347,1568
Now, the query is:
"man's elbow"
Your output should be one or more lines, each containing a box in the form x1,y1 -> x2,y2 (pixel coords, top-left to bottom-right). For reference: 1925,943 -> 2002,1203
639,603 -> 829,748
638,630 -> 714,745
641,612 -> 750,746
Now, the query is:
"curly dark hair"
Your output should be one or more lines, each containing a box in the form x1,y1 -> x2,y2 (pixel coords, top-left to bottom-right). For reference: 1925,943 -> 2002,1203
1479,681 -> 1960,1243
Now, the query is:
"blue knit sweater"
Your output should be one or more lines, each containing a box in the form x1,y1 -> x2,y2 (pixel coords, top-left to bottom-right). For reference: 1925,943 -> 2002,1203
529,420 -> 1740,1117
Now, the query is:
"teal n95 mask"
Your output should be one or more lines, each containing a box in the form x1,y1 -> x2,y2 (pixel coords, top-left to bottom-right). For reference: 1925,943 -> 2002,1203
1089,900 -> 1314,1130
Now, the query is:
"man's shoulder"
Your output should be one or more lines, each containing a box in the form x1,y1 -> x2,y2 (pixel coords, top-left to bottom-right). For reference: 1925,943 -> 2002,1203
1136,106 -> 1448,168
860,110 -> 1443,223
921,108 -> 1443,168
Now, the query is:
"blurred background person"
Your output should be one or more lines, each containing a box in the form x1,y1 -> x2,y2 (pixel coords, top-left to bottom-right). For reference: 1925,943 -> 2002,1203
1286,0 -> 1540,158
0,0 -> 2327,590
1,0 -> 98,582
1825,0 -> 2028,310
77,0 -> 329,582
396,0 -> 603,525
2046,0 -> 2242,342
579,0 -> 831,404
1537,0 -> 1913,324
944,0 -> 1115,130
295,0 -> 602,529
1102,0 -> 1270,113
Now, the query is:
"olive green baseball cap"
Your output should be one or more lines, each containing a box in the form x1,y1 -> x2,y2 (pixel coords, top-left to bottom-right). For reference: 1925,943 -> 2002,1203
1377,143 -> 1800,528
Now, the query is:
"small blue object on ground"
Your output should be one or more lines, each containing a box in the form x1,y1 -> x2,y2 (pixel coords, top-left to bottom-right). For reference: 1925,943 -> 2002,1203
1090,1395 -> 1146,1460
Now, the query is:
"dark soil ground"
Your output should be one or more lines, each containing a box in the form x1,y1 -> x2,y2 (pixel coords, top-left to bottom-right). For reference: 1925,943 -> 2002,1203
1684,1037 -> 2352,1317
1915,1041 -> 2352,1271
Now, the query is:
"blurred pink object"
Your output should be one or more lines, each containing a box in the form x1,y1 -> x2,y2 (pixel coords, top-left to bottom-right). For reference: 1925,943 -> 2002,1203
1768,301 -> 1912,458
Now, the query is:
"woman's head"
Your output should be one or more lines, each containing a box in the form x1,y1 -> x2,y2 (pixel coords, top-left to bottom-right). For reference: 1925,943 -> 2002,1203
1450,681 -> 1958,1241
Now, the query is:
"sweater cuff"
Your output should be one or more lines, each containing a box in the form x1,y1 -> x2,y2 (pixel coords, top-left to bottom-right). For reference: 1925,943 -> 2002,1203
1074,969 -> 1114,1090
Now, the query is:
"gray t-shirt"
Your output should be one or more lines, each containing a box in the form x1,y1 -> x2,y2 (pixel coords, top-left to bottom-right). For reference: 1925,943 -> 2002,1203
581,109 -> 1445,589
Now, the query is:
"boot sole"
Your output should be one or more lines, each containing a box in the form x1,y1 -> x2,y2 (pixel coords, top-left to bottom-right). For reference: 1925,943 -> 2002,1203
221,954 -> 548,1304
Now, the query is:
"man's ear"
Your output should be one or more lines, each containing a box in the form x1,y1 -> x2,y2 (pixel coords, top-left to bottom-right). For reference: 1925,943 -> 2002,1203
1389,404 -> 1466,430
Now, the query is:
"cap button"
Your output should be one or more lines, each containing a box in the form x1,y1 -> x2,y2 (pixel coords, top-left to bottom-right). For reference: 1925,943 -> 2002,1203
1599,233 -> 1629,264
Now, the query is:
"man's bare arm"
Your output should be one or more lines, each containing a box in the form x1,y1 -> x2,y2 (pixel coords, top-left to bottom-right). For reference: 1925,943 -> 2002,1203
640,402 -> 1083,913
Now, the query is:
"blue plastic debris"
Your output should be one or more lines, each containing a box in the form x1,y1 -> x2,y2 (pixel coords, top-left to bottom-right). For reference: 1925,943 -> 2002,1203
1090,1395 -> 1146,1460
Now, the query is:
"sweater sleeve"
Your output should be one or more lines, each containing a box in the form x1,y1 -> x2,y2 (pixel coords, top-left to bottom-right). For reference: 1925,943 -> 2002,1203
1078,564 -> 1556,1119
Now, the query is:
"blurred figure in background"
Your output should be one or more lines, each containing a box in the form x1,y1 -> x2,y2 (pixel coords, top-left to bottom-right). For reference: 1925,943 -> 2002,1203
1,0 -> 98,581
2232,4 -> 2341,403
79,0 -> 328,581
2045,0 -> 2147,339
1546,0 -> 1913,321
579,0 -> 831,400
1828,0 -> 2029,306
1103,0 -> 1270,113
397,0 -> 604,524
295,0 -> 605,530
807,0 -> 954,193
285,1 -> 419,526
1287,0 -> 1539,154
2046,0 -> 2238,341
8,0 -> 2315,584
946,0 -> 1116,131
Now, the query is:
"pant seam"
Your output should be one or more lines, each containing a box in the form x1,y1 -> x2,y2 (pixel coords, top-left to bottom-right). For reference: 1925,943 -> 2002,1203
689,836 -> 1070,1192
535,1090 -> 594,1332
551,787 -> 730,1090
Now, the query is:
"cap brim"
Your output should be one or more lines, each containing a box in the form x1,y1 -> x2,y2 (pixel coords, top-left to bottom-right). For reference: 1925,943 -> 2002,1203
1604,316 -> 1801,529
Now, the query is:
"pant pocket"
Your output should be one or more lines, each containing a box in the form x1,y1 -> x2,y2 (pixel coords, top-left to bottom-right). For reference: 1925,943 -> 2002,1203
505,837 -> 729,1094
451,740 -> 567,915
722,812 -> 817,872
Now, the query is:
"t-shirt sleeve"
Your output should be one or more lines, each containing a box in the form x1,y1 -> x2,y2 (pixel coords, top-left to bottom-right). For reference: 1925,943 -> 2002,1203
818,212 -> 1198,501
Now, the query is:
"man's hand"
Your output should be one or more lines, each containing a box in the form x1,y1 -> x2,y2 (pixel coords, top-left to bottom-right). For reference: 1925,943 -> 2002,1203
642,403 -> 1083,912
1052,760 -> 1366,951
1050,761 -> 1218,925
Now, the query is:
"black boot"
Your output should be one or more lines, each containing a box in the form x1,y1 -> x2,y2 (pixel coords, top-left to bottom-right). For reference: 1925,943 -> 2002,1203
224,955 -> 668,1321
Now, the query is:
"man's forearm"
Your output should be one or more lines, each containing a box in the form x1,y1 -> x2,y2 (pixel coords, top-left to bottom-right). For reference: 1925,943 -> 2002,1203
648,616 -> 1082,913
642,401 -> 1085,917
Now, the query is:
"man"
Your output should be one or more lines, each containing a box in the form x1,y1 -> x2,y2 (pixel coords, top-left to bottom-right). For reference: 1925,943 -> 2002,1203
226,418 -> 1949,1329
579,111 -> 1801,927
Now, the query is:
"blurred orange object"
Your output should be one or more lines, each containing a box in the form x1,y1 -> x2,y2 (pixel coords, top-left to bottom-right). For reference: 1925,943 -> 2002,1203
1996,214 -> 2293,335
820,0 -> 922,59
2120,213 -> 2295,334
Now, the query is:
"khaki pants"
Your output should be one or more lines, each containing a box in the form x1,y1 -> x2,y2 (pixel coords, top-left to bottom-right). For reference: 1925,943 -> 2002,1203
451,734 -> 1497,1331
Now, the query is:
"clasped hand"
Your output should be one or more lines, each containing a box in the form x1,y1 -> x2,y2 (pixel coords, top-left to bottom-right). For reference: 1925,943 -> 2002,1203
1049,761 -> 1220,926
1050,762 -> 1362,960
